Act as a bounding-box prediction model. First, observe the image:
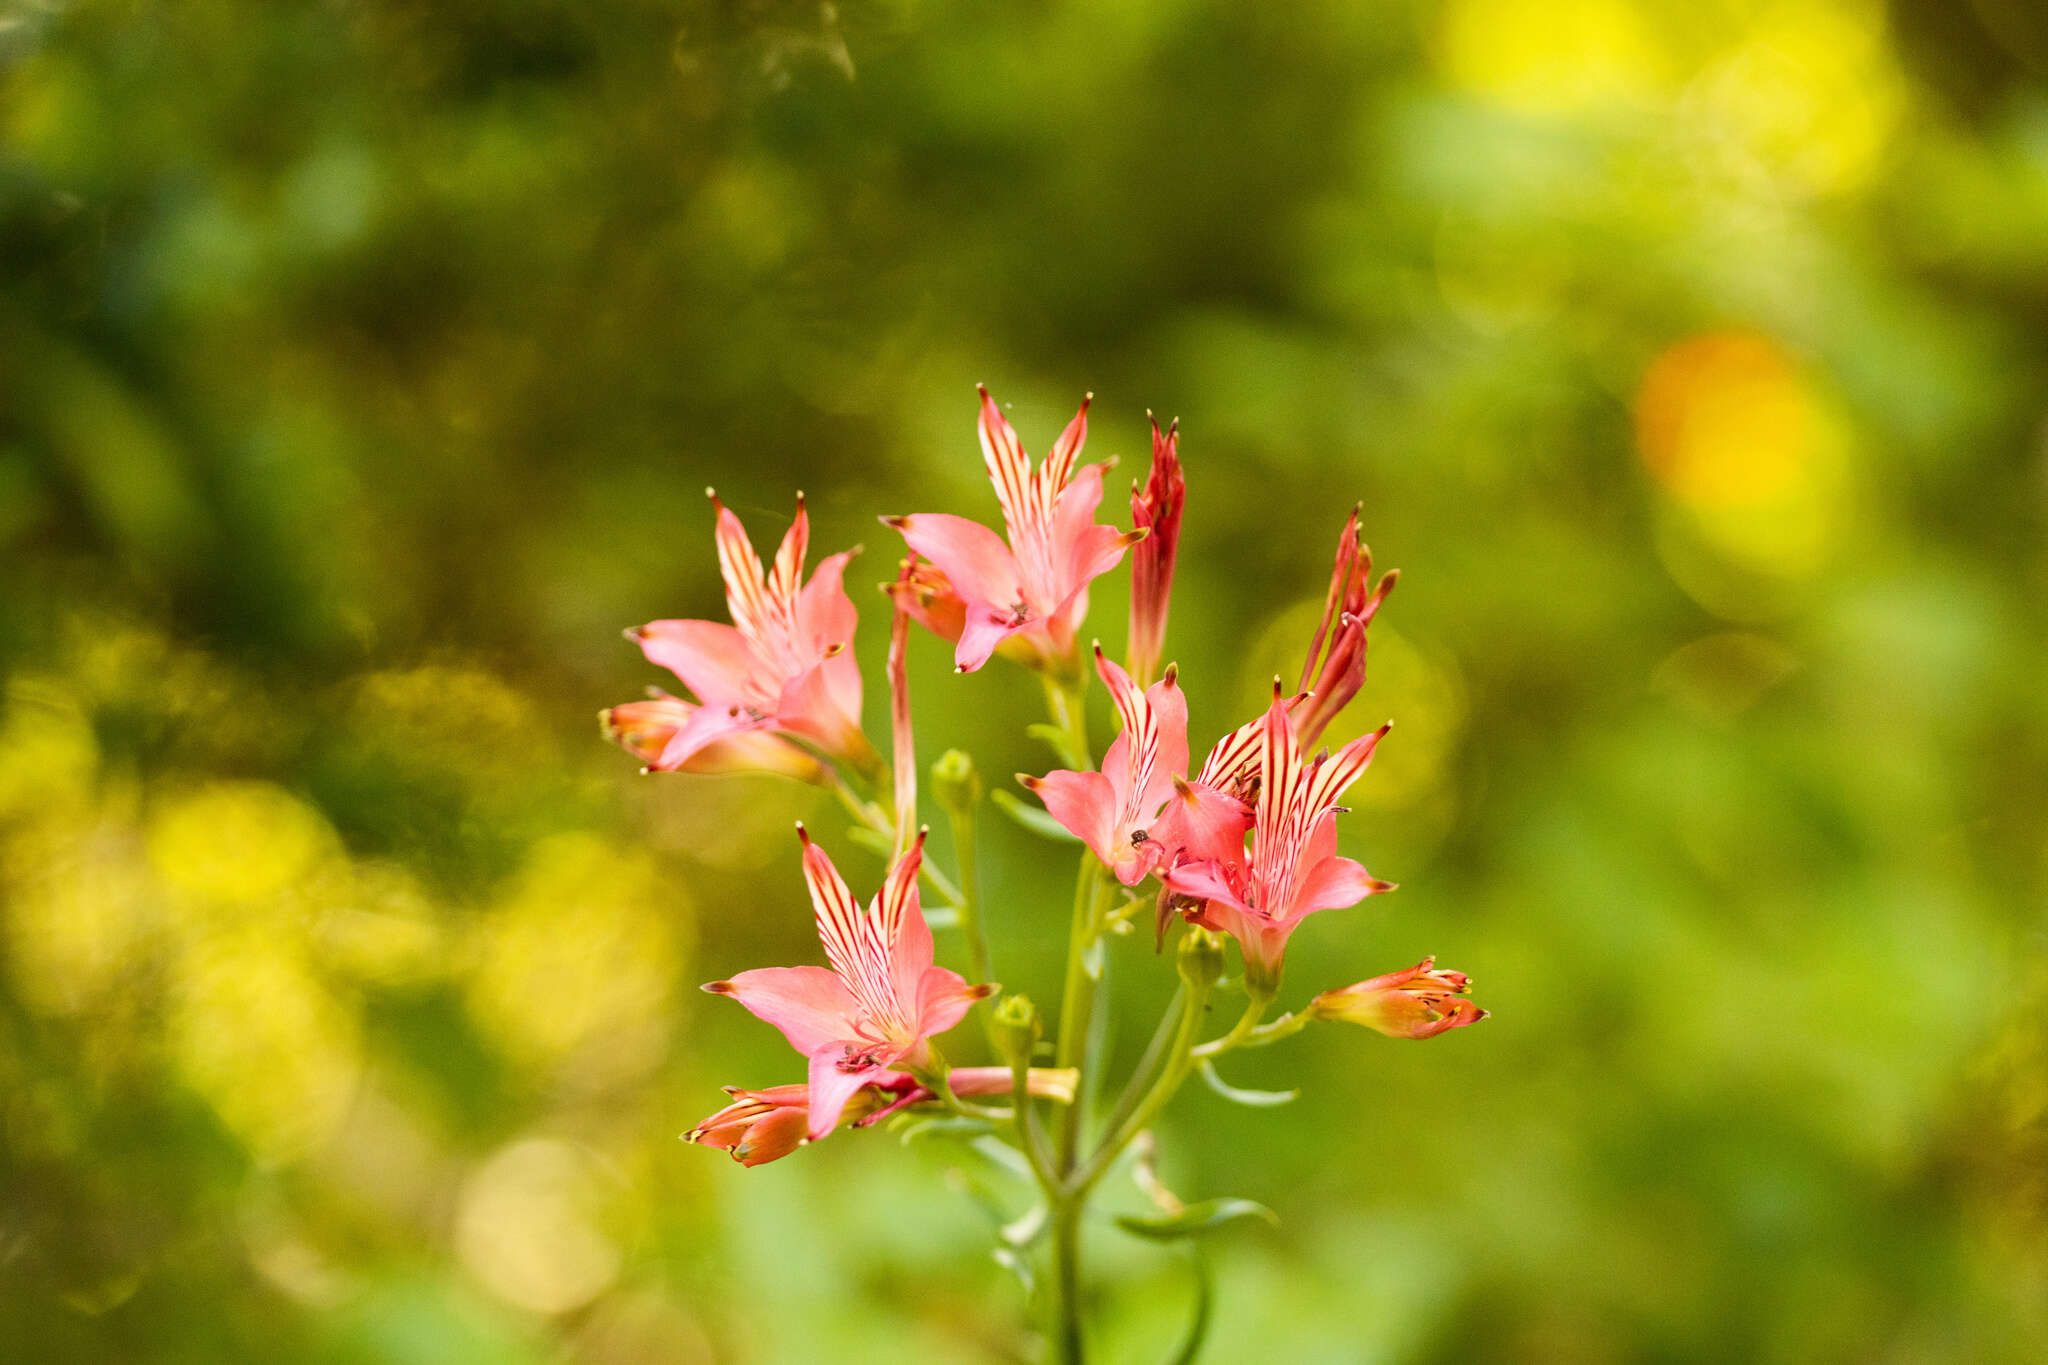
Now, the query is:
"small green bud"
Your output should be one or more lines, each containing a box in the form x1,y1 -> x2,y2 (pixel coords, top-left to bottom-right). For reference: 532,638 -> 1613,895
1177,928 -> 1227,990
990,993 -> 1042,1065
931,748 -> 984,816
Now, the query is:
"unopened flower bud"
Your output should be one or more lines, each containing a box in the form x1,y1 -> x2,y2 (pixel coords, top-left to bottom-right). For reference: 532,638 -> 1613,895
1308,957 -> 1487,1039
1177,927 -> 1227,990
991,993 -> 1043,1065
931,748 -> 984,817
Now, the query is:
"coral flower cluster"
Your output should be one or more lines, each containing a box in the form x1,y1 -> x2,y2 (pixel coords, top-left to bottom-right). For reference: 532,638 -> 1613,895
603,385 -> 1484,1354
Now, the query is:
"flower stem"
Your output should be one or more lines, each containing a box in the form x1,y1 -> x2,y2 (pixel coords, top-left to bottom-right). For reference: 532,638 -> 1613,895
944,795 -> 992,986
1071,978 -> 1211,1199
830,773 -> 965,908
1052,854 -> 1107,1171
1190,994 -> 1272,1059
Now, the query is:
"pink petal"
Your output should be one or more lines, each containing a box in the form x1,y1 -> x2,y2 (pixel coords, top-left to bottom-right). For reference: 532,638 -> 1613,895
1302,722 -> 1390,815
633,619 -> 757,704
953,605 -> 1024,674
884,835 -> 935,1008
774,658 -> 863,757
889,513 -> 1022,612
977,385 -> 1034,534
706,966 -> 858,1056
1159,857 -> 1252,917
1024,768 -> 1120,864
914,965 -> 995,1039
655,701 -> 771,771
806,1046 -> 901,1140
1039,398 -> 1090,501
710,495 -> 775,643
1142,673 -> 1190,815
1290,854 -> 1395,918
769,495 -> 811,603
796,549 -> 861,664
1147,780 -> 1253,869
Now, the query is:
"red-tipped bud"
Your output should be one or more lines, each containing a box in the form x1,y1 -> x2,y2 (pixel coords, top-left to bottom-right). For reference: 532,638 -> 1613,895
1127,413 -> 1185,685
1293,508 -> 1395,748
1308,957 -> 1487,1040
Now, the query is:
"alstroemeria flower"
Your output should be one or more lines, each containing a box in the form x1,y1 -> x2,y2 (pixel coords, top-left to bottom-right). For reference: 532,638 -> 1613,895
601,694 -> 826,782
1127,413 -> 1185,686
1159,688 -> 1395,989
1309,958 -> 1487,1039
1019,646 -> 1188,886
686,1066 -> 1077,1167
885,386 -> 1145,673
705,828 -> 996,1138
619,492 -> 873,774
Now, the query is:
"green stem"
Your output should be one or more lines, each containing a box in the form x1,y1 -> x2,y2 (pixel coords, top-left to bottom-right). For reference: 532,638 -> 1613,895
1093,983 -> 1187,1146
945,797 -> 992,986
1052,855 -> 1106,1171
1190,995 -> 1273,1059
1050,1199 -> 1085,1365
1072,980 -> 1211,1199
1010,1053 -> 1059,1194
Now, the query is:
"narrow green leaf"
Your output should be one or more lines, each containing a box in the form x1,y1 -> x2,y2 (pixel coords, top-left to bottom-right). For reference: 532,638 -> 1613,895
969,1134 -> 1035,1181
1115,1197 -> 1279,1241
1196,1058 -> 1298,1107
992,789 -> 1080,842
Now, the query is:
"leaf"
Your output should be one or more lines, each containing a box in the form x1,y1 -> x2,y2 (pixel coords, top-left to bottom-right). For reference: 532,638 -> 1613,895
969,1134 -> 1035,1181
999,1200 -> 1048,1247
1165,1251 -> 1214,1365
1196,1058 -> 1298,1107
1115,1197 -> 1279,1241
922,905 -> 960,930
992,789 -> 1080,842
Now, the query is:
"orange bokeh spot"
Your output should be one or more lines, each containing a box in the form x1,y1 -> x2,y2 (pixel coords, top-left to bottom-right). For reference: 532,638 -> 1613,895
1634,330 -> 1818,508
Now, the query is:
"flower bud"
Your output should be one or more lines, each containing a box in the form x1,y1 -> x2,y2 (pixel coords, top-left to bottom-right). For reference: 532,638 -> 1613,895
990,993 -> 1043,1066
1308,957 -> 1487,1039
1177,927 -> 1227,990
931,748 -> 984,817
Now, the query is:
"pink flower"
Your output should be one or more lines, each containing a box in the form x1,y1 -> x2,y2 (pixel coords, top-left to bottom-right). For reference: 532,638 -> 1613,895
1158,687 -> 1395,989
1018,646 -> 1189,886
1127,414 -> 1185,686
704,828 -> 996,1139
600,695 -> 827,781
685,1066 -> 1077,1167
1308,958 -> 1487,1039
621,491 -> 873,774
1292,506 -> 1396,749
885,386 -> 1145,673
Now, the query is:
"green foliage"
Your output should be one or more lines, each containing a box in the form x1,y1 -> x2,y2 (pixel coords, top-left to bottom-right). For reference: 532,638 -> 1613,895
3,0 -> 2048,1361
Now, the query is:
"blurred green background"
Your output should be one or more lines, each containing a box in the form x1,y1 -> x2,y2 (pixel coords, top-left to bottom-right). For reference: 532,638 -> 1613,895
4,0 -> 2047,1359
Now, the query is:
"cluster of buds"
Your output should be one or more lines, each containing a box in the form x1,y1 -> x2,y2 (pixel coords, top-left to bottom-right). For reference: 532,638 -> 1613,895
603,385 -> 1483,1244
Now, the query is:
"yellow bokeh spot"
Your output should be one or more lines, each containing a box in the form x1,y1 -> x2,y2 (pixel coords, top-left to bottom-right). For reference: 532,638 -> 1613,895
456,1138 -> 623,1315
4,819 -> 157,1019
170,928 -> 360,1161
467,833 -> 687,1086
1437,0 -> 1672,115
1681,0 -> 1906,198
311,860 -> 448,988
0,683 -> 99,820
1635,330 -> 1852,584
147,781 -> 339,903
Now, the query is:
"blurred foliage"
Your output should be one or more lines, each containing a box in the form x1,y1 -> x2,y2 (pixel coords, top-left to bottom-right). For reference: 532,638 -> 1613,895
4,0 -> 2048,1360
